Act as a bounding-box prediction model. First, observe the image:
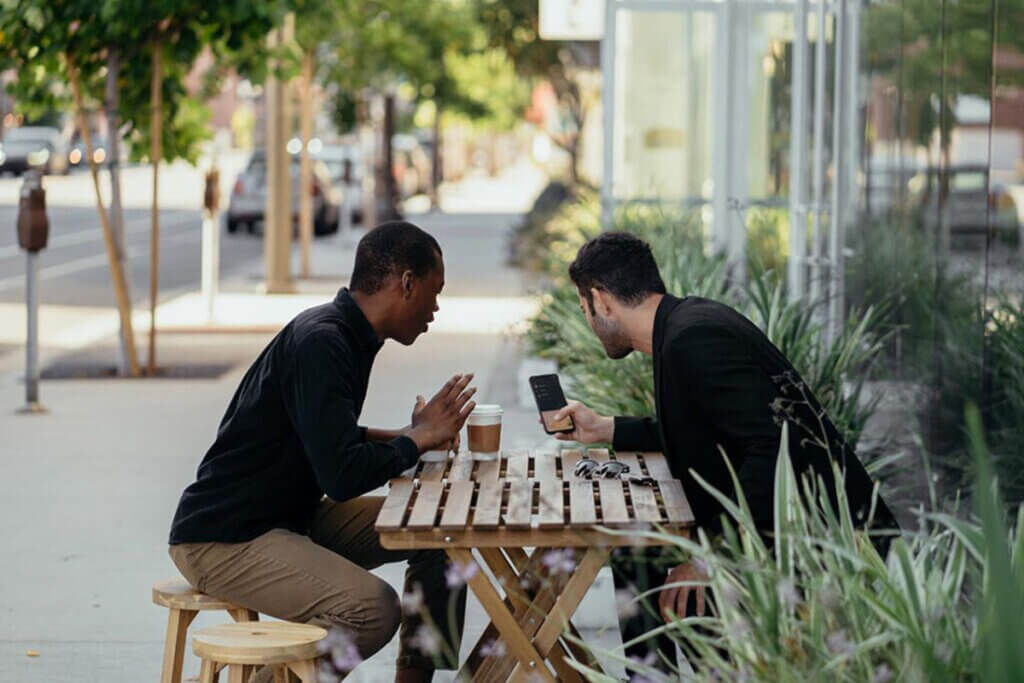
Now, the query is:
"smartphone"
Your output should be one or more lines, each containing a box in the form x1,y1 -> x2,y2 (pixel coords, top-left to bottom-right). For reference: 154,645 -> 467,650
529,374 -> 575,435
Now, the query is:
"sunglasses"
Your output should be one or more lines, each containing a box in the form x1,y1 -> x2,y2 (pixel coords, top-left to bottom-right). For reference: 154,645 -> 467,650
572,457 -> 656,485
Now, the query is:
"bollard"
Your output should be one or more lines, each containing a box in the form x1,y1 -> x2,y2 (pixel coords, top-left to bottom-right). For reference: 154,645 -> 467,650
16,169 -> 49,414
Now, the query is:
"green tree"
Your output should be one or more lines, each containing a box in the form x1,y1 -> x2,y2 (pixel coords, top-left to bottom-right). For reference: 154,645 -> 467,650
474,0 -> 599,188
0,0 -> 287,374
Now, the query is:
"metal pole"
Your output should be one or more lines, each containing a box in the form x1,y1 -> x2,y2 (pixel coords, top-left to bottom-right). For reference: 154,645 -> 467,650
828,0 -> 846,346
600,0 -> 615,231
201,209 -> 219,323
788,0 -> 810,302
809,0 -> 828,311
23,251 -> 42,411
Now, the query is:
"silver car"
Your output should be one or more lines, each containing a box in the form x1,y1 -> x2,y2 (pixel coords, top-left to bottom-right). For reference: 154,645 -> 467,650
912,165 -> 1020,240
0,126 -> 70,176
227,150 -> 343,236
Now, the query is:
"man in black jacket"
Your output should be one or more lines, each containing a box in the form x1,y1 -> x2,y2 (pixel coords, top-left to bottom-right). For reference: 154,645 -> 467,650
169,221 -> 476,683
552,232 -> 897,670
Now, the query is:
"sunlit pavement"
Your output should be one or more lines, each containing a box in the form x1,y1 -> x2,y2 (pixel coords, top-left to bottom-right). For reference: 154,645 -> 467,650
0,158 -> 629,682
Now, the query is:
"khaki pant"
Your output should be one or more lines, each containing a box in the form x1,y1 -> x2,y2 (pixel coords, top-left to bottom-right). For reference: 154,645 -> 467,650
169,496 -> 465,673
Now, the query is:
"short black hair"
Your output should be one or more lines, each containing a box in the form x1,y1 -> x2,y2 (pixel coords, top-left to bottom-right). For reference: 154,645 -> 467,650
350,221 -> 443,294
568,232 -> 666,312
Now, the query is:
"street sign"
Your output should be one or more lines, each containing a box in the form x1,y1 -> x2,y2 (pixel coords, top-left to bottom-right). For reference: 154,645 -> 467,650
539,0 -> 604,41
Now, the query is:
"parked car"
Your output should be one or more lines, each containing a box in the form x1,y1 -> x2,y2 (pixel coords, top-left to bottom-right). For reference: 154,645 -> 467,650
0,126 -> 70,175
910,165 -> 1020,239
68,133 -> 109,169
314,143 -> 364,223
226,150 -> 342,236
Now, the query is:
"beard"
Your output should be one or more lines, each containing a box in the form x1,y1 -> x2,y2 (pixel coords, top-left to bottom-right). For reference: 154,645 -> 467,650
592,311 -> 633,359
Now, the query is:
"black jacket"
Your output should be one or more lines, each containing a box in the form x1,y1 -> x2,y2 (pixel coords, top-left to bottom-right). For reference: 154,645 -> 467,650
613,295 -> 897,539
169,289 -> 420,545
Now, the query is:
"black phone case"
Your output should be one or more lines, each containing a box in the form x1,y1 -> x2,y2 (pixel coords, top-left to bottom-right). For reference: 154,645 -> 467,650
529,374 -> 574,434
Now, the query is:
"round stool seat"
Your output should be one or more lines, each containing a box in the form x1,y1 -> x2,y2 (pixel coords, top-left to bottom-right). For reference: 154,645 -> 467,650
152,578 -> 238,612
192,622 -> 327,666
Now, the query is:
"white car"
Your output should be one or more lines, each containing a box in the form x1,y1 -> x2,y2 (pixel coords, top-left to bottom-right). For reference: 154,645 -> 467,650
0,126 -> 70,176
227,150 -> 343,236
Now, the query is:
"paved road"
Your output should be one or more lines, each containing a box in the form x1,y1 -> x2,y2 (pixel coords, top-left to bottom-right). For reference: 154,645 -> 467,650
0,157 -> 261,308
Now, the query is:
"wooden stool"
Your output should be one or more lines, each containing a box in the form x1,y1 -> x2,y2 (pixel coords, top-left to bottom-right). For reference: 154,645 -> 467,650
153,579 -> 259,683
192,622 -> 326,683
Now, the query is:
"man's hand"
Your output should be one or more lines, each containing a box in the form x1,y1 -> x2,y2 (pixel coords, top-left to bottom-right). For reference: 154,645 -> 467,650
549,400 -> 615,444
408,373 -> 477,453
658,560 -> 709,623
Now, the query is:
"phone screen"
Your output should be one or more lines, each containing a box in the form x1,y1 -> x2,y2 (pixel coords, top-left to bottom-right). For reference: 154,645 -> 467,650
530,374 -> 575,434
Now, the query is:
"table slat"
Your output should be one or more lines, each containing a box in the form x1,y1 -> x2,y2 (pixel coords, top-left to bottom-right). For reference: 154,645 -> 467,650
506,450 -> 529,479
449,454 -> 475,481
419,458 -> 447,482
538,479 -> 565,528
473,479 -> 502,528
613,452 -> 640,475
476,457 -> 502,482
407,482 -> 444,530
598,480 -> 631,527
561,450 -> 584,480
568,480 -> 597,525
504,479 -> 533,529
587,448 -> 611,462
629,481 -> 663,523
533,452 -> 558,481
376,479 -> 414,530
658,479 -> 695,524
642,453 -> 672,480
440,480 -> 474,529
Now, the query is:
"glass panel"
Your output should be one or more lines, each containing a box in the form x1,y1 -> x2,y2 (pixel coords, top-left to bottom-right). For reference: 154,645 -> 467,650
613,10 -> 715,203
748,12 -> 795,201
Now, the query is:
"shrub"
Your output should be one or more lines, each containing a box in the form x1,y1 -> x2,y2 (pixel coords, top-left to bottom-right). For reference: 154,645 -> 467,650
526,199 -> 886,451
572,409 -> 1024,682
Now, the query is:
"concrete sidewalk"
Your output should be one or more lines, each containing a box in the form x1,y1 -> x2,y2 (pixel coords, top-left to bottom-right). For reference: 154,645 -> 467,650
0,165 -> 628,682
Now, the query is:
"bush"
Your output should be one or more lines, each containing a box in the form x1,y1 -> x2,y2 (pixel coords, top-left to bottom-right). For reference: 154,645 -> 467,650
846,217 -> 1024,503
526,199 -> 885,451
573,410 -> 1024,682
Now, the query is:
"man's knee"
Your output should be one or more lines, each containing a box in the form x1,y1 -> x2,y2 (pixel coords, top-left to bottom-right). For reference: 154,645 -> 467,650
314,579 -> 402,657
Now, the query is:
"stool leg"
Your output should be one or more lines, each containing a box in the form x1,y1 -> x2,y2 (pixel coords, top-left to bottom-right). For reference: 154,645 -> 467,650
227,664 -> 253,683
272,666 -> 289,683
286,659 -> 318,683
199,659 -> 218,683
160,608 -> 197,683
229,607 -> 259,623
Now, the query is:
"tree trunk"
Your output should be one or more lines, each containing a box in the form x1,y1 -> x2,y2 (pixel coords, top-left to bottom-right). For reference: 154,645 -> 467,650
430,101 -> 441,209
105,48 -> 133,376
148,39 -> 163,375
380,93 -> 400,221
299,50 -> 314,278
67,54 -> 140,376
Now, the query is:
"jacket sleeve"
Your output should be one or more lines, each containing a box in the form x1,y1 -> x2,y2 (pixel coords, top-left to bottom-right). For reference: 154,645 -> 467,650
281,332 -> 419,501
612,416 -> 663,452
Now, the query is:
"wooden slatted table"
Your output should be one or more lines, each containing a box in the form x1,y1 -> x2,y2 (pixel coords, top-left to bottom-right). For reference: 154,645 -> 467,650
376,448 -> 694,682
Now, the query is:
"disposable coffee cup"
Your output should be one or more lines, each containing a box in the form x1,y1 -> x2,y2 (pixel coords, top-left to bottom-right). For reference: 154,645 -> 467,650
467,404 -> 503,459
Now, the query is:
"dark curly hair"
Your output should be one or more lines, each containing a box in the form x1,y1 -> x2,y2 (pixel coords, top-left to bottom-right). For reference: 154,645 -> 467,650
350,221 -> 442,294
568,232 -> 666,314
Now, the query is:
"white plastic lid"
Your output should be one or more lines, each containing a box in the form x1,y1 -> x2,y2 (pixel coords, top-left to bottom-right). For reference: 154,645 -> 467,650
470,404 -> 503,417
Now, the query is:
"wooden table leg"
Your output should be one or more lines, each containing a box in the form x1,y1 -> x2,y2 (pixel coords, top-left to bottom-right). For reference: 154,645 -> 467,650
508,547 -> 609,683
447,548 -> 557,683
477,547 -> 602,683
472,548 -> 564,682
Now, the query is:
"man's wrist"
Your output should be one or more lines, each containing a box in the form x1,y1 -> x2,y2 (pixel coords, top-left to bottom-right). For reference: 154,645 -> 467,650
603,416 -> 615,443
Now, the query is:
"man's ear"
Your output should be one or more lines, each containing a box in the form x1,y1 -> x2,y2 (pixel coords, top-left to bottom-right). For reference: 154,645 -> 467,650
401,270 -> 415,299
590,287 -> 614,317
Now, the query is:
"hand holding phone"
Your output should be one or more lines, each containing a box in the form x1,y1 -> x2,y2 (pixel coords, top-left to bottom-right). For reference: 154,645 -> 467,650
529,374 -> 575,435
